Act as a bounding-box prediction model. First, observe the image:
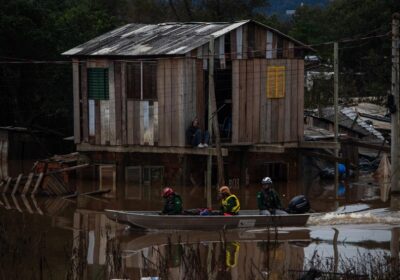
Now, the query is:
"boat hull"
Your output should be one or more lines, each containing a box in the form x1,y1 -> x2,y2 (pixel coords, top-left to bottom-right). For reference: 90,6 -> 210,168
105,210 -> 310,230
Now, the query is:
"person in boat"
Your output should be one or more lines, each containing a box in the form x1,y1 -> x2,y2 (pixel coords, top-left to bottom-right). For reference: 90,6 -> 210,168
161,187 -> 183,215
218,186 -> 240,216
186,117 -> 210,148
257,177 -> 286,215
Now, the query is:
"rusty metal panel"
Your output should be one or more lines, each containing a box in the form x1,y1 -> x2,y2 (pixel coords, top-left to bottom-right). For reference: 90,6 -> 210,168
63,21 -> 311,58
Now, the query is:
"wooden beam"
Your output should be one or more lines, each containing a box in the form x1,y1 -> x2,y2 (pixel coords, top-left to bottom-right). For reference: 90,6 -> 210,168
299,141 -> 340,150
300,150 -> 344,163
77,143 -> 228,156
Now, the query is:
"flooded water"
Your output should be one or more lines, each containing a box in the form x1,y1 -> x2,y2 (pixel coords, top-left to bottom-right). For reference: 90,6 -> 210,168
0,168 -> 399,279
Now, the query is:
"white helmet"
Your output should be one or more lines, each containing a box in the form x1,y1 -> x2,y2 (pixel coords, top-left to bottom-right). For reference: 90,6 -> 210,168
261,177 -> 272,185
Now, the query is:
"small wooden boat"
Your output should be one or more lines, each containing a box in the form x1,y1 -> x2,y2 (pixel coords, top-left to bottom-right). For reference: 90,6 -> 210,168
105,209 -> 310,230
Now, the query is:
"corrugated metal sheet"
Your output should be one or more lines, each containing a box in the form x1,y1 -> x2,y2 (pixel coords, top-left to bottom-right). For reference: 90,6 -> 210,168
63,20 -> 309,57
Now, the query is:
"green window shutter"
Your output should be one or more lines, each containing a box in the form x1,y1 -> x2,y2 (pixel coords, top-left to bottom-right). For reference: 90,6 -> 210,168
88,68 -> 109,100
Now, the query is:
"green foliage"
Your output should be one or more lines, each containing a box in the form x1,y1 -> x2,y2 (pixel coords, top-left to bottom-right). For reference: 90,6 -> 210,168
290,0 -> 400,106
0,0 -> 122,134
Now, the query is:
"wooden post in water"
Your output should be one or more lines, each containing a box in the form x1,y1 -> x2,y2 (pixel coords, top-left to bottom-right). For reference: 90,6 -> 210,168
391,227 -> 399,271
391,13 -> 400,209
206,38 -> 214,209
208,36 -> 225,190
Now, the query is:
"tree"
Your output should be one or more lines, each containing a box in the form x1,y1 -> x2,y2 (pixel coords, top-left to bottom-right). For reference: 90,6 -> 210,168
289,0 -> 400,104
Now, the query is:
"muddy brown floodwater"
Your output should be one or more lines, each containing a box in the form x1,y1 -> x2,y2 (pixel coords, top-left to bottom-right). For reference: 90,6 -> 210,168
0,171 -> 399,279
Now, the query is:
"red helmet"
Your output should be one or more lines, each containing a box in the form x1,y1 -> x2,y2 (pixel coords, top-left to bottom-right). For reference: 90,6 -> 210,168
162,187 -> 174,197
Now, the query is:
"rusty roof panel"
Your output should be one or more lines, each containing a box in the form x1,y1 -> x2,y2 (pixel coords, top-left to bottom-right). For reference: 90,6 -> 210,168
63,20 -> 310,57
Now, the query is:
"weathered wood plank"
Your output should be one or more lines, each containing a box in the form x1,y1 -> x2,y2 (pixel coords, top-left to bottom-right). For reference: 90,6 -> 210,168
258,27 -> 266,58
266,31 -> 273,59
170,59 -> 179,146
236,26 -> 243,59
219,35 -> 226,69
114,62 -> 122,145
230,29 -> 237,60
157,60 -> 165,146
232,60 -> 239,144
284,59 -> 292,142
246,60 -> 254,142
100,101 -> 110,145
260,60 -> 267,143
176,59 -> 185,146
153,101 -> 159,144
253,59 -> 261,143
277,61 -> 286,143
242,25 -> 248,59
288,42 -> 295,58
127,100 -> 134,144
133,100 -> 141,145
141,101 -> 150,145
108,62 -> 117,145
164,59 -> 172,146
80,63 -> 88,142
239,60 -> 246,142
95,100 -> 101,144
88,99 -> 95,143
298,59 -> 305,141
121,62 -> 127,145
72,59 -> 81,143
196,60 -> 205,130
266,60 -> 274,143
291,60 -> 299,141
283,40 -> 289,58
272,34 -> 277,59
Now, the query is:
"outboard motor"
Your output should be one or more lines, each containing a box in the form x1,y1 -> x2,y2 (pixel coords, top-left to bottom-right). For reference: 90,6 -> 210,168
287,195 -> 310,214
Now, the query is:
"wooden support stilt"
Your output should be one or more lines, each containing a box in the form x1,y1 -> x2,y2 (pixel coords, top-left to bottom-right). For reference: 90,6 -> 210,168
22,173 -> 34,195
11,174 -> 23,195
31,173 -> 44,196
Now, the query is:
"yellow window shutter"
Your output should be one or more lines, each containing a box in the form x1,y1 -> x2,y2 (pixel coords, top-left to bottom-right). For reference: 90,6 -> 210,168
266,66 -> 285,98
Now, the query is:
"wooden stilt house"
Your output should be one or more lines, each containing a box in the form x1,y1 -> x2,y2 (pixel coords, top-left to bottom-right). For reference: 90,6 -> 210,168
63,20 -> 311,194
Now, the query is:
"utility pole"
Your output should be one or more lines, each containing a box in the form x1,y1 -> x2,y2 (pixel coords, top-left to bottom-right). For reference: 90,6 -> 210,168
391,13 -> 400,209
334,42 -> 339,200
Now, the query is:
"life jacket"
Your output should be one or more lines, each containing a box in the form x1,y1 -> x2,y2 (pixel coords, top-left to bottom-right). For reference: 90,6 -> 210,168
221,194 -> 240,215
225,242 -> 240,268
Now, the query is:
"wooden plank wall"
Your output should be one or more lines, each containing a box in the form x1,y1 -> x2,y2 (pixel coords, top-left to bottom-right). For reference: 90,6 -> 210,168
231,58 -> 304,144
157,58 -> 193,147
72,59 -> 81,144
194,22 -> 296,61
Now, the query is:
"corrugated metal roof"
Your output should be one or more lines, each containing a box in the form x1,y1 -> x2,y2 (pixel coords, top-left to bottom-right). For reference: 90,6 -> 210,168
63,20 -> 309,57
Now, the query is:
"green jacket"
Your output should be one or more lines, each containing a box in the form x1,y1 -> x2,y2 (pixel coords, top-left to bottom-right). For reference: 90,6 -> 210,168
162,194 -> 183,215
256,188 -> 282,211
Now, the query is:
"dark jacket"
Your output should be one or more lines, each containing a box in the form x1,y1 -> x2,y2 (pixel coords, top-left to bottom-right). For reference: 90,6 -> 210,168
162,193 -> 183,215
256,188 -> 282,211
186,125 -> 199,145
